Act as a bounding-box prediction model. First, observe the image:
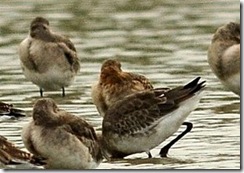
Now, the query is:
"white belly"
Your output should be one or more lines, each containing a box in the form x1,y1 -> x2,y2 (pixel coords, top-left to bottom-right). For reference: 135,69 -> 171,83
21,63 -> 75,90
109,93 -> 203,154
221,72 -> 240,96
28,125 -> 99,169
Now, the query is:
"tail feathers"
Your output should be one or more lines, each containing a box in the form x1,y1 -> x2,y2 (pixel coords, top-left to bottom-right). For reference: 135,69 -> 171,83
183,77 -> 201,89
183,77 -> 206,94
158,77 -> 205,105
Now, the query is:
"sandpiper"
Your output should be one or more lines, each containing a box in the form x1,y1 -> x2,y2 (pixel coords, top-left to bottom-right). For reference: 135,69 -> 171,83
18,17 -> 80,97
92,59 -> 153,117
21,98 -> 103,169
101,77 -> 205,158
208,22 -> 240,96
0,135 -> 45,166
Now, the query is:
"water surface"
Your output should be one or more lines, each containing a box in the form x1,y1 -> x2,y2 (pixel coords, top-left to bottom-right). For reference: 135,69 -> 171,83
0,0 -> 240,169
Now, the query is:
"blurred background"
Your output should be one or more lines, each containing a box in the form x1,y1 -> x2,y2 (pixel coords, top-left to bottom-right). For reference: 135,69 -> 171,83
0,0 -> 240,169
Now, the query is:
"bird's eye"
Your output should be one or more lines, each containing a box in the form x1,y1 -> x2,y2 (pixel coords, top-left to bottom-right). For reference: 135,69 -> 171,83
31,25 -> 38,31
42,25 -> 47,30
52,104 -> 59,112
31,24 -> 47,31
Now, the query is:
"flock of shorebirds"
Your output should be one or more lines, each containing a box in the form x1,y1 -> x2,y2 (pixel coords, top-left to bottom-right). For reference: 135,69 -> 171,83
0,17 -> 240,169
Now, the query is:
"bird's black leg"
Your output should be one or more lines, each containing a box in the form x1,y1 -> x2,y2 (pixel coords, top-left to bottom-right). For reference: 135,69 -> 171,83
40,88 -> 43,97
146,151 -> 152,158
159,122 -> 193,157
62,87 -> 65,97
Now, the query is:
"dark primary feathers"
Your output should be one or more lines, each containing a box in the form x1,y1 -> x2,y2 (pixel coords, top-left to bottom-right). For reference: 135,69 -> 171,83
103,77 -> 205,136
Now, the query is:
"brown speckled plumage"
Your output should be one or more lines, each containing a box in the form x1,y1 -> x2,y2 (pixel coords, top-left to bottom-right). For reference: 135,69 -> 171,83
0,135 -> 45,166
101,77 -> 205,158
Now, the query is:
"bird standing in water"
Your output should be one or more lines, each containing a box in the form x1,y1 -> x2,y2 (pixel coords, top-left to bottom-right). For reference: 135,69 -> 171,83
18,17 -> 80,97
92,59 -> 205,158
101,77 -> 205,158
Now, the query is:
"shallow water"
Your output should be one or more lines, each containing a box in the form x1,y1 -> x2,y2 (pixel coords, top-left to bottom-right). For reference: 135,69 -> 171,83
0,0 -> 240,169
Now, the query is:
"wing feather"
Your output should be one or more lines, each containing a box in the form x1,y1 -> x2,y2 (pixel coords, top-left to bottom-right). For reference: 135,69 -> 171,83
103,77 -> 205,136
